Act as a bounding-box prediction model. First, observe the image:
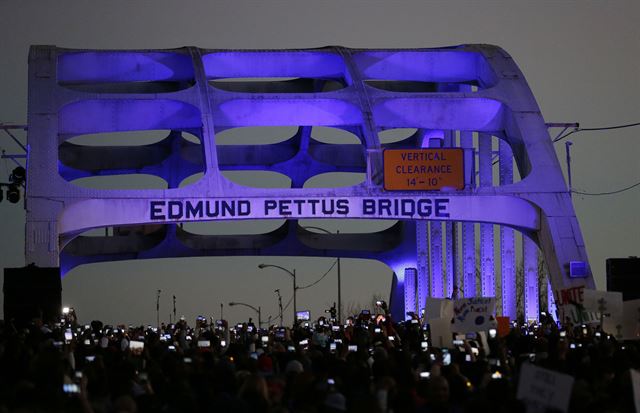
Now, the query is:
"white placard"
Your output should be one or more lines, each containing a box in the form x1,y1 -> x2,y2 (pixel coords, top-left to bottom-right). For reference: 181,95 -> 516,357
554,285 -> 600,325
516,363 -> 574,413
631,369 -> 640,413
425,297 -> 454,321
603,299 -> 640,340
452,297 -> 496,333
429,317 -> 453,348
583,290 -> 623,318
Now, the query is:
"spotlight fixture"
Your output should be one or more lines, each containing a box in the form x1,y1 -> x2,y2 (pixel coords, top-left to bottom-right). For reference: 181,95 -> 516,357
6,184 -> 20,203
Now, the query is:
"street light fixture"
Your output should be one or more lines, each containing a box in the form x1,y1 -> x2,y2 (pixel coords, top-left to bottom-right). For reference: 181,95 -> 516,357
301,226 -> 342,323
228,301 -> 262,328
258,263 -> 297,325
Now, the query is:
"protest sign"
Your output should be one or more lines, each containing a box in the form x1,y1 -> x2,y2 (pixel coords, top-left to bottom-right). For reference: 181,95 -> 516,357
496,316 -> 510,338
603,299 -> 640,340
425,297 -> 453,321
452,297 -> 496,333
554,285 -> 599,325
631,369 -> 640,413
516,363 -> 574,413
429,317 -> 453,348
582,290 -> 623,318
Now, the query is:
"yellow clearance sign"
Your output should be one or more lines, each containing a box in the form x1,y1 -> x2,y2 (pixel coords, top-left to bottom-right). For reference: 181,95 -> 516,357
383,148 -> 464,191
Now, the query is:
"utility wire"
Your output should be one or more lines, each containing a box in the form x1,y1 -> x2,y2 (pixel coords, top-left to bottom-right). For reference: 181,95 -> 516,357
264,294 -> 295,324
297,259 -> 338,290
572,181 -> 640,196
264,260 -> 337,323
282,295 -> 294,312
552,121 -> 640,195
553,121 -> 640,143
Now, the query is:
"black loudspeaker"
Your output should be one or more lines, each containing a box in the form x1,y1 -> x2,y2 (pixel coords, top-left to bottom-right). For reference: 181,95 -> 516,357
3,265 -> 61,326
606,257 -> 640,301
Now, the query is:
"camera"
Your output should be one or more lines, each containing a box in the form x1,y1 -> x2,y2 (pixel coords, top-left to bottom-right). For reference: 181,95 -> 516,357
420,371 -> 430,379
348,345 -> 357,352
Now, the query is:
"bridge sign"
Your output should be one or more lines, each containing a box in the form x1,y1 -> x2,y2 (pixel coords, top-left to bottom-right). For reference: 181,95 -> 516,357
383,148 -> 464,191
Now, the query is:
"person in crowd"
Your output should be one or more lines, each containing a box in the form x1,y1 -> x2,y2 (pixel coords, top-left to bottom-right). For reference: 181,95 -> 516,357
1,306 -> 639,413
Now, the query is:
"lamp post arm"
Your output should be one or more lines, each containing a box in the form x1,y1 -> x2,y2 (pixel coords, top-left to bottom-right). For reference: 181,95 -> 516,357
259,264 -> 295,279
229,302 -> 260,315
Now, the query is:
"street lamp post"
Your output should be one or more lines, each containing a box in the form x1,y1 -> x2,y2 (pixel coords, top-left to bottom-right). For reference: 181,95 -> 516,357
301,226 -> 342,323
258,264 -> 296,325
228,302 -> 262,328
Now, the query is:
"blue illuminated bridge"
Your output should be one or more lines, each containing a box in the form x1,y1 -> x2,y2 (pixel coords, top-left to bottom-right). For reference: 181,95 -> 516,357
25,45 -> 595,321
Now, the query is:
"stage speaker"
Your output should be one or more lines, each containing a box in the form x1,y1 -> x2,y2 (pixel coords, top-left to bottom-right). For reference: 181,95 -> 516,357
606,257 -> 640,301
3,265 -> 61,326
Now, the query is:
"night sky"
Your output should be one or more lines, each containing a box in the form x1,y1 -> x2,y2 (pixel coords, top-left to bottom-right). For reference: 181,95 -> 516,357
0,1 -> 638,326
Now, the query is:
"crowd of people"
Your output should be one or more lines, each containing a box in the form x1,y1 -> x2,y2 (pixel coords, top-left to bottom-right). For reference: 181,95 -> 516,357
1,305 -> 640,413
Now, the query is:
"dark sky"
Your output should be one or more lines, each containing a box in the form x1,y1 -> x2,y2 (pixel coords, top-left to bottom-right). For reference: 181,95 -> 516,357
0,1 -> 638,326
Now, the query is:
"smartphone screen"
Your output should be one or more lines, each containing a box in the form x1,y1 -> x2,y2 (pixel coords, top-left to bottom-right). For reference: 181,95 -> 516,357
63,384 -> 80,394
443,353 -> 451,365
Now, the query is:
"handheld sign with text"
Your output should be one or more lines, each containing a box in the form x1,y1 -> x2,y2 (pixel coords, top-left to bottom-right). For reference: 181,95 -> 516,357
555,285 -> 600,325
383,149 -> 464,191
582,289 -> 623,318
425,297 -> 454,321
517,363 -> 574,413
452,297 -> 496,333
603,299 -> 640,340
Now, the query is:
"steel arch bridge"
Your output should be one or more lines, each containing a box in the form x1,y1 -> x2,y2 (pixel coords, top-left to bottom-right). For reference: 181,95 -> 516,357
25,45 -> 594,321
